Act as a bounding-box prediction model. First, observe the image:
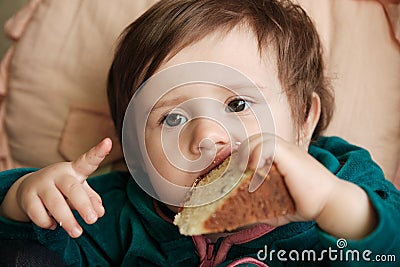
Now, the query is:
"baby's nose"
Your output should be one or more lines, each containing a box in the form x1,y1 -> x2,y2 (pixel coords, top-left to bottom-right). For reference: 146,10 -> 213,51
183,118 -> 230,156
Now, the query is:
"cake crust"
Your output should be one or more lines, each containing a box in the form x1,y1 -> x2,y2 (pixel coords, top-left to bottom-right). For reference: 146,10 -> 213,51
173,156 -> 295,236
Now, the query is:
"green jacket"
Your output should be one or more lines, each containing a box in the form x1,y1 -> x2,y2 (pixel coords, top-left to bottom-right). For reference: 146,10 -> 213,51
0,136 -> 399,266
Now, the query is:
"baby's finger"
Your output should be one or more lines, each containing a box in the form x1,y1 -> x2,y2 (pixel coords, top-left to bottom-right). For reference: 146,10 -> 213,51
82,181 -> 105,217
57,175 -> 99,225
23,195 -> 57,230
66,199 -> 76,210
40,188 -> 83,238
237,134 -> 275,192
245,133 -> 275,170
71,138 -> 112,180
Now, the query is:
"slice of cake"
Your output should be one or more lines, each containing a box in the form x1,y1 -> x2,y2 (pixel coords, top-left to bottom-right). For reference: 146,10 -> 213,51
173,155 -> 295,236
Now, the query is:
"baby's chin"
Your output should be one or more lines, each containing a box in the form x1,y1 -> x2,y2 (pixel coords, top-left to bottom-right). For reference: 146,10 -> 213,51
148,170 -> 198,206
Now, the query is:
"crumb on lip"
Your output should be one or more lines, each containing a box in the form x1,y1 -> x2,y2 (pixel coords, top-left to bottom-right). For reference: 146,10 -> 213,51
192,156 -> 229,188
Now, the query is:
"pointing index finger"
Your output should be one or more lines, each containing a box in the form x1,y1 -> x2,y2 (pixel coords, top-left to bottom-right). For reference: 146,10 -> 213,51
71,138 -> 112,180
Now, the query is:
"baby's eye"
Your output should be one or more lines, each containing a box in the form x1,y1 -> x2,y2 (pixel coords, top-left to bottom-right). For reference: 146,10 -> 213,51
225,98 -> 250,113
161,113 -> 188,127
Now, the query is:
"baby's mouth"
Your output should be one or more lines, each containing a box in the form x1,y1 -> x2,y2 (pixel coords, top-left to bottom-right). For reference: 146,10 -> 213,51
195,142 -> 241,182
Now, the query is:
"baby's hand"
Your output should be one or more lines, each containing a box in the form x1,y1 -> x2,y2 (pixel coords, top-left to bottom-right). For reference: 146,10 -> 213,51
0,138 -> 112,238
240,134 -> 377,240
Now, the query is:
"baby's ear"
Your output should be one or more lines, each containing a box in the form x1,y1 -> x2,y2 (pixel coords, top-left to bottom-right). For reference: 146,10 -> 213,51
298,93 -> 321,148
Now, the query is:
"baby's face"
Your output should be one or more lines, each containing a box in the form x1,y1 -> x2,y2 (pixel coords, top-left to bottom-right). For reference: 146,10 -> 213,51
137,27 -> 297,206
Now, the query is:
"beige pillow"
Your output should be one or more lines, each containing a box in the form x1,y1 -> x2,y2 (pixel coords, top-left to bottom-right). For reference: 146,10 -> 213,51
2,0 -> 158,169
298,0 -> 400,182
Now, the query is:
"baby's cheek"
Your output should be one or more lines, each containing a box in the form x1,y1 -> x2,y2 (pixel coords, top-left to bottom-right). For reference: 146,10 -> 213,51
270,108 -> 297,143
276,125 -> 297,143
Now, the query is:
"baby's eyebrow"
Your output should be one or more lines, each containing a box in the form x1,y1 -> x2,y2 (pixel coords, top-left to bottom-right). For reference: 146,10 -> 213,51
147,83 -> 269,114
228,83 -> 269,91
150,95 -> 190,113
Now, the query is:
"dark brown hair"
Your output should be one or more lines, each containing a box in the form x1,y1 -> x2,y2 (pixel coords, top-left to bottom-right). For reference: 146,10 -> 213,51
107,0 -> 334,141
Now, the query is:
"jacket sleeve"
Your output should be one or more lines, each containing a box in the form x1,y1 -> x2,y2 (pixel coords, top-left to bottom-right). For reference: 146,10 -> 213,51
312,137 -> 400,266
0,168 -> 38,239
0,168 -> 129,266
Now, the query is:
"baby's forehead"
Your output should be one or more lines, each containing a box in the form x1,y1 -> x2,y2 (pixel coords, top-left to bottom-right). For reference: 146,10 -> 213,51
161,25 -> 279,71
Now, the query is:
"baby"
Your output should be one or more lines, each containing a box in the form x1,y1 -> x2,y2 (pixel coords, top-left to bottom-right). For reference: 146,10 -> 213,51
0,0 -> 399,266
